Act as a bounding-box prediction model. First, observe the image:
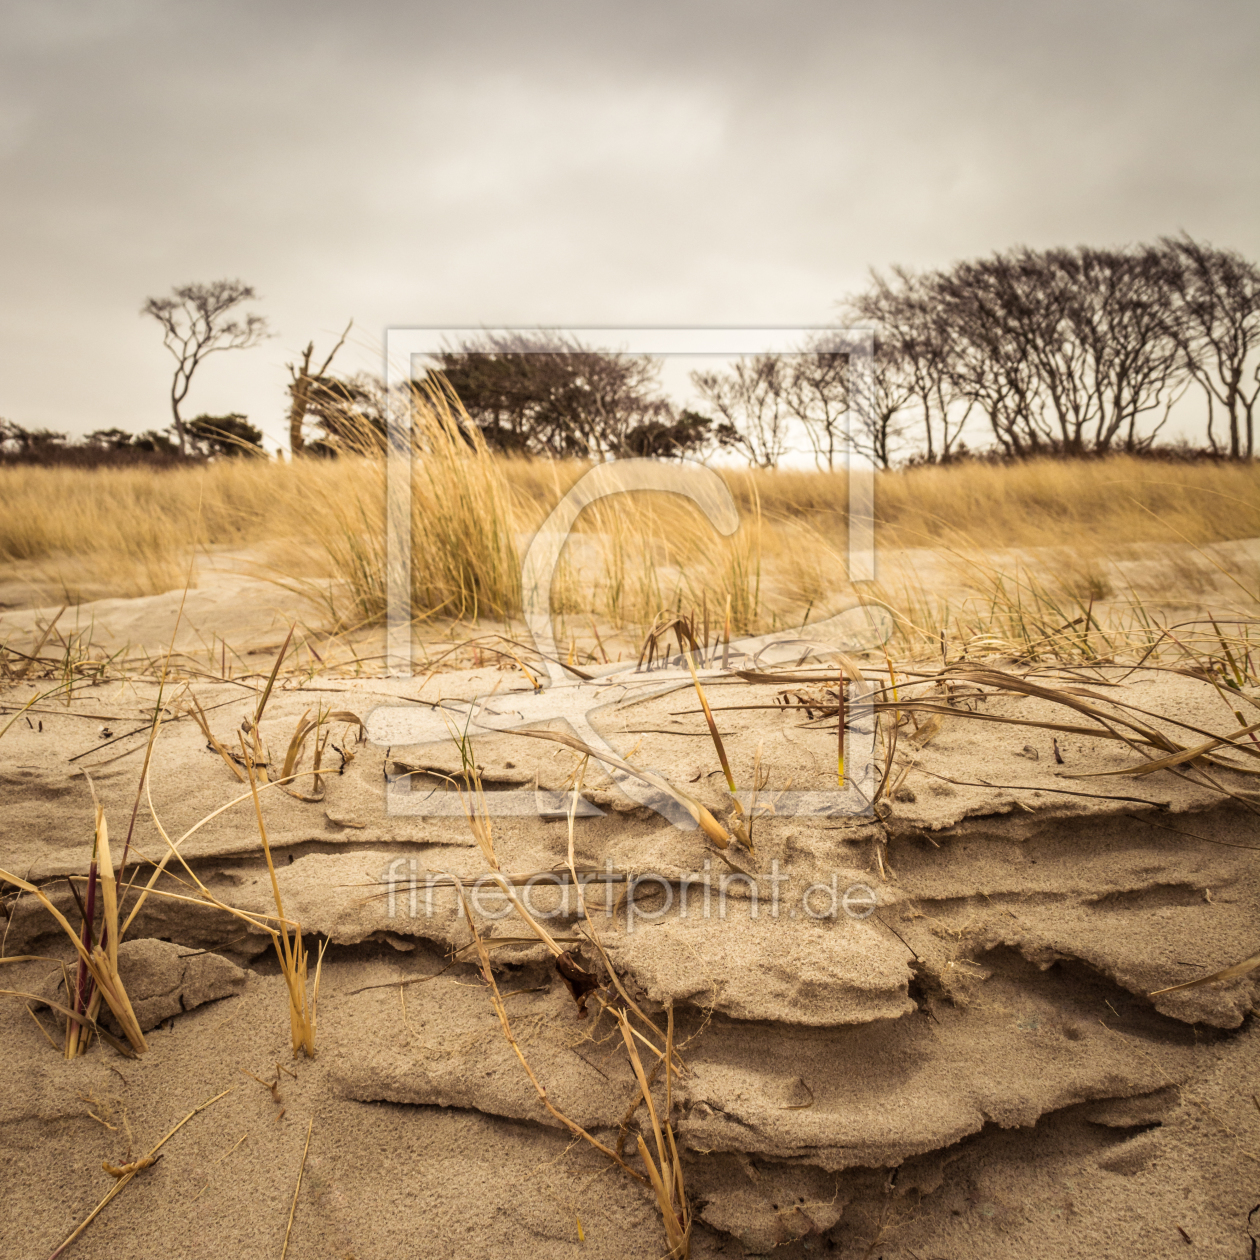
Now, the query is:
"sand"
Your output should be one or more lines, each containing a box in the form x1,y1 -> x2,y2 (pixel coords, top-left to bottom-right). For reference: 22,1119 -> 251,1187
2,583 -> 1259,1259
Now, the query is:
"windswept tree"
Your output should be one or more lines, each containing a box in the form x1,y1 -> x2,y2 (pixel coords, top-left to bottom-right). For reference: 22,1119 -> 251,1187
691,354 -> 792,468
84,427 -> 135,450
1157,234 -> 1260,459
784,327 -> 938,470
0,418 -> 67,455
432,332 -> 674,458
302,373 -> 388,454
1064,246 -> 1186,453
780,339 -> 850,469
939,247 -> 1186,455
186,413 -> 264,458
691,341 -> 915,470
620,408 -> 726,458
141,280 -> 269,454
861,336 -> 921,468
928,252 -> 1071,456
853,246 -> 1193,459
85,427 -> 181,457
844,269 -> 972,461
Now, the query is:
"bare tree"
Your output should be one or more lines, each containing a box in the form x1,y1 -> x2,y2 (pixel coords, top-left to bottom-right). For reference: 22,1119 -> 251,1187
794,331 -> 920,469
141,280 -> 269,454
958,247 -> 1184,455
1062,247 -> 1186,453
831,238 -> 1259,463
929,254 -> 1062,456
845,270 -> 973,461
691,355 -> 792,468
780,339 -> 849,469
847,333 -> 918,469
1157,234 -> 1260,459
917,248 -> 1186,457
286,319 -> 353,455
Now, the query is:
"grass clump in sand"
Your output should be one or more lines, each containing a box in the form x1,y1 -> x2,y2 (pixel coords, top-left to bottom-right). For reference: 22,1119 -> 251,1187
433,753 -> 692,1257
127,743 -> 330,1059
0,802 -> 148,1057
278,375 -> 521,628
133,631 -> 336,1057
3,626 -> 342,1062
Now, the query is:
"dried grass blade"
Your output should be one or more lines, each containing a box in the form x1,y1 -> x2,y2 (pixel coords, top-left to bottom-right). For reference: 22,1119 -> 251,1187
0,868 -> 146,1054
280,709 -> 316,782
47,1087 -> 232,1259
447,873 -> 644,1180
89,808 -> 145,1050
635,1133 -> 689,1258
682,648 -> 735,795
1150,950 -> 1260,996
187,693 -> 246,783
504,726 -> 730,848
1065,717 -> 1260,778
618,1013 -> 668,1174
0,989 -> 134,1057
253,623 -> 296,727
280,1118 -> 313,1260
121,768 -> 326,936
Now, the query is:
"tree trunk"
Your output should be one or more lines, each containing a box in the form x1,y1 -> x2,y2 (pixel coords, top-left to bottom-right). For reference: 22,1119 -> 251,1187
287,342 -> 314,455
169,393 -> 187,455
288,380 -> 309,455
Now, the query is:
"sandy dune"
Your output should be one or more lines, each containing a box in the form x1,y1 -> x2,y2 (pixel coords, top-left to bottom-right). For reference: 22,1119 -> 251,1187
3,617 -> 1259,1258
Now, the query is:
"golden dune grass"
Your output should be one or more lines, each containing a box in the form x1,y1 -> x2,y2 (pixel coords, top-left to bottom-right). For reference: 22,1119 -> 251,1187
0,459 -> 340,601
0,450 -> 1256,654
507,455 -> 1260,543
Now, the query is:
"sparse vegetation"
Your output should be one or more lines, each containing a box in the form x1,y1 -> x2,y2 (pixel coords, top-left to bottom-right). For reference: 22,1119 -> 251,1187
2,474 -> 1257,1257
0,447 -> 1255,655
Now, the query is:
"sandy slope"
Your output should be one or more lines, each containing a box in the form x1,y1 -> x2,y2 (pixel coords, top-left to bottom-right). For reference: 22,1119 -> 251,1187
2,645 -> 1259,1257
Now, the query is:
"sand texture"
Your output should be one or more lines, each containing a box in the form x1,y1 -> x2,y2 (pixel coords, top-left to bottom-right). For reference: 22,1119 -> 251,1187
3,649 -> 1259,1258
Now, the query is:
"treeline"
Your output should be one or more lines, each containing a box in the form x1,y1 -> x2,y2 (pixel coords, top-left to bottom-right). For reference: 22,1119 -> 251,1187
371,234 -> 1256,468
283,333 -> 736,460
0,414 -> 264,466
839,234 -> 1260,465
6,235 -> 1255,469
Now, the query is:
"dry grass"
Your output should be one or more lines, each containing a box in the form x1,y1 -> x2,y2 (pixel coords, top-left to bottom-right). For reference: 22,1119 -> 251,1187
0,458 -> 312,602
4,428 -> 1256,1258
1,449 -> 1256,664
46,1086 -> 233,1258
438,754 -> 693,1258
303,381 -> 521,626
0,805 -> 148,1057
709,456 -> 1260,544
0,626 -> 340,1063
130,633 -> 338,1058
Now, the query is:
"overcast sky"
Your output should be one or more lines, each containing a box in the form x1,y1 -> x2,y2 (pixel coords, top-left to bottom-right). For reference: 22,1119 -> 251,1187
1,0 -> 1257,450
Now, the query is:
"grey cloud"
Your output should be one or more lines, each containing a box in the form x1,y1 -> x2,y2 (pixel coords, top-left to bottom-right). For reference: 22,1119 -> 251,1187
0,0 -> 1256,443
